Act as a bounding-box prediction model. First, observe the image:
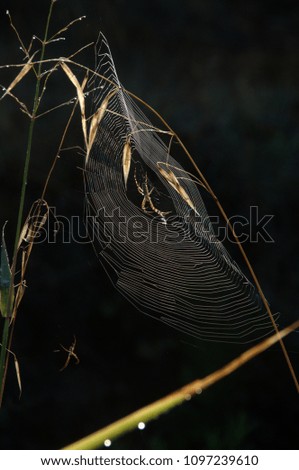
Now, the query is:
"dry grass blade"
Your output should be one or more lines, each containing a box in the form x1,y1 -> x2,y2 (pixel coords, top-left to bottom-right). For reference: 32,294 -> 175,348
0,63 -> 32,101
157,161 -> 207,191
12,281 -> 26,321
12,350 -> 22,398
18,222 -> 29,250
13,200 -> 49,321
122,137 -> 132,188
60,62 -> 87,147
0,344 -> 22,398
63,320 -> 299,450
157,165 -> 197,212
17,199 -> 49,249
86,88 -> 118,163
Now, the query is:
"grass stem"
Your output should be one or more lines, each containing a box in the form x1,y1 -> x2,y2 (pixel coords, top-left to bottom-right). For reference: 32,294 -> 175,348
0,0 -> 56,406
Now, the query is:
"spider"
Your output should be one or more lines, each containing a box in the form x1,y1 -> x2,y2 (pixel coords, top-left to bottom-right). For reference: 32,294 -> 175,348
134,168 -> 170,222
56,335 -> 80,372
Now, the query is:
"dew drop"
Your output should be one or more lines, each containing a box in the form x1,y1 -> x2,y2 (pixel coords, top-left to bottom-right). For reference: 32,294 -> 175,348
138,421 -> 146,430
104,439 -> 111,447
185,394 -> 192,401
6,10 -> 9,15
196,388 -> 202,395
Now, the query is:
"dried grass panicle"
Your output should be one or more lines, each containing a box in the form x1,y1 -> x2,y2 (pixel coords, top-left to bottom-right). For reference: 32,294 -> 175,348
60,61 -> 88,147
122,137 -> 132,188
0,63 -> 32,101
157,165 -> 197,212
86,87 -> 119,163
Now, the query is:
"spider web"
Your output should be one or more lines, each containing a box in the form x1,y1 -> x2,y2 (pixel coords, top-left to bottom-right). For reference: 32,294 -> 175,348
83,33 -> 278,343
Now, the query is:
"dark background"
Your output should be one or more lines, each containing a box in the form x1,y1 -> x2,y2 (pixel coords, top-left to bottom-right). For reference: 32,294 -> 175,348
0,0 -> 298,450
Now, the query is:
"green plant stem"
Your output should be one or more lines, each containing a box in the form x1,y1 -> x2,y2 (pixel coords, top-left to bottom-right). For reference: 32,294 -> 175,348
63,321 -> 299,450
0,0 -> 56,407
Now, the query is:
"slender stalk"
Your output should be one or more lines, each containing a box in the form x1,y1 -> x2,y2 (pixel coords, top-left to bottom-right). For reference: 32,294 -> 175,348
0,0 -> 56,406
63,320 -> 299,450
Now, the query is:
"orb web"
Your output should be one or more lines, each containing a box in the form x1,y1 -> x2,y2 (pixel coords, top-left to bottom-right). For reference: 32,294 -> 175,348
83,33 -> 278,343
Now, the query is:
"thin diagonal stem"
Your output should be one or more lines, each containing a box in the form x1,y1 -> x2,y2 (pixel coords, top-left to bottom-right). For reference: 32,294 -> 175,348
63,321 -> 299,450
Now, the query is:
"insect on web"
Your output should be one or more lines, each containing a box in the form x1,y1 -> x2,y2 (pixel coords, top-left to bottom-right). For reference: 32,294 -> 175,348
83,33 -> 279,343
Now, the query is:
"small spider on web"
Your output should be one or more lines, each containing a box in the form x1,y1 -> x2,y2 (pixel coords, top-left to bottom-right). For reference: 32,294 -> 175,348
134,167 -> 171,224
54,335 -> 80,372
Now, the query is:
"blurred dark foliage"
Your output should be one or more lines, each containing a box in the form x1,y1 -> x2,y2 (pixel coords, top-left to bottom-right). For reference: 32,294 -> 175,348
0,0 -> 298,450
